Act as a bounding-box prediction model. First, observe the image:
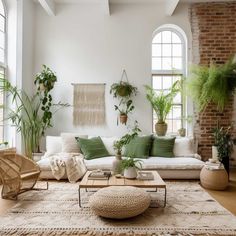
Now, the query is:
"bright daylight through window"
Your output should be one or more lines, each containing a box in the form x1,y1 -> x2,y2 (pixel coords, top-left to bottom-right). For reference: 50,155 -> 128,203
152,28 -> 186,134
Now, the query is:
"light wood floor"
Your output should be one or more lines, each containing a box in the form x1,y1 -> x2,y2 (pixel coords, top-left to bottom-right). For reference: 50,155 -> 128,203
0,170 -> 236,216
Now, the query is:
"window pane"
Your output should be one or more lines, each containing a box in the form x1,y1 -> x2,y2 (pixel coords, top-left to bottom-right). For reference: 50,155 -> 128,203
162,44 -> 171,57
166,120 -> 173,133
0,31 -> 4,49
172,44 -> 182,57
173,106 -> 181,119
173,92 -> 181,103
162,76 -> 172,89
152,76 -> 162,90
162,31 -> 171,43
173,120 -> 181,132
0,48 -> 4,63
152,44 -> 161,57
153,32 -> 161,43
152,57 -> 162,70
0,15 -> 5,32
172,57 -> 182,70
0,1 -> 4,16
172,32 -> 181,43
162,57 -> 172,70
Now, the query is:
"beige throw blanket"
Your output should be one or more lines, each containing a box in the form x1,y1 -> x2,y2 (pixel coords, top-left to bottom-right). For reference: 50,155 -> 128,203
49,153 -> 87,183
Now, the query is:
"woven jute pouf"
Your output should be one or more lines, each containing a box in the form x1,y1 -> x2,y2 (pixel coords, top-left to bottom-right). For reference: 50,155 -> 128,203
89,186 -> 151,219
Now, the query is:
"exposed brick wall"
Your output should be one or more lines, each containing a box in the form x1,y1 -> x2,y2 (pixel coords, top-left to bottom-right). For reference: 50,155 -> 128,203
189,2 -> 236,161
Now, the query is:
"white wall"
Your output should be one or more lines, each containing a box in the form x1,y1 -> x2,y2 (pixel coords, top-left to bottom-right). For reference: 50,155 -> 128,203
34,2 -> 192,138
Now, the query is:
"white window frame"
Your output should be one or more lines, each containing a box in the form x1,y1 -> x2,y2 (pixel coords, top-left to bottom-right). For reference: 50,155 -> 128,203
0,0 -> 7,142
151,25 -> 187,135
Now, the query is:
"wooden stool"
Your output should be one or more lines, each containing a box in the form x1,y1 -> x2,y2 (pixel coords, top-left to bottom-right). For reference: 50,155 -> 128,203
200,165 -> 228,190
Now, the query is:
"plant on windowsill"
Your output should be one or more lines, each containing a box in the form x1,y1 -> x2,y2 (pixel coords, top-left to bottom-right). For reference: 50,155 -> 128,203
211,124 -> 236,175
186,58 -> 236,112
112,121 -> 141,174
0,65 -> 69,159
145,80 -> 181,136
120,157 -> 143,179
178,115 -> 192,137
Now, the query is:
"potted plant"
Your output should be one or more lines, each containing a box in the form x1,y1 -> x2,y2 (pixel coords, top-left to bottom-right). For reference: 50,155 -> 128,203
145,80 -> 180,136
112,121 -> 141,174
114,100 -> 134,125
186,59 -> 236,112
212,124 -> 236,175
110,70 -> 137,99
120,157 -> 142,179
34,65 -> 57,92
0,65 -> 69,159
178,115 -> 192,137
110,70 -> 138,126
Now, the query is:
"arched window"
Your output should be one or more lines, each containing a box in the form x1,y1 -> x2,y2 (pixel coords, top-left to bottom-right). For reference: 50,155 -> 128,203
152,25 -> 187,134
0,0 -> 6,141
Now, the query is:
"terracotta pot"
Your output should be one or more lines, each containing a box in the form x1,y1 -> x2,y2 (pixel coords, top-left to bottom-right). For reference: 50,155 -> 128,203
120,114 -> 128,125
124,167 -> 137,179
155,122 -> 167,136
178,128 -> 186,137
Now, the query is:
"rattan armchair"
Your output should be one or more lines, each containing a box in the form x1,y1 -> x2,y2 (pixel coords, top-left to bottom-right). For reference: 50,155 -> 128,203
0,153 -> 48,200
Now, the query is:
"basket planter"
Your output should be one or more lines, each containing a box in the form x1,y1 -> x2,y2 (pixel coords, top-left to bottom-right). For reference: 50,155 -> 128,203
155,122 -> 167,136
178,128 -> 186,137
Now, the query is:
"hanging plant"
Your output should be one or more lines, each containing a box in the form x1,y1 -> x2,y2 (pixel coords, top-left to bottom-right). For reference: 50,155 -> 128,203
110,70 -> 137,99
186,59 -> 236,112
110,70 -> 138,126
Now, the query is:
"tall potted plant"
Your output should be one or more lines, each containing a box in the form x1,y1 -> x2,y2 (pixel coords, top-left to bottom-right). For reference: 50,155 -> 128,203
0,65 -> 69,159
145,81 -> 180,136
212,125 -> 236,174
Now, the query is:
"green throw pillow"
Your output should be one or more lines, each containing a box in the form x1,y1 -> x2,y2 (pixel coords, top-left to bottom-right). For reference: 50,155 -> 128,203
124,135 -> 152,159
76,136 -> 110,160
151,136 -> 176,157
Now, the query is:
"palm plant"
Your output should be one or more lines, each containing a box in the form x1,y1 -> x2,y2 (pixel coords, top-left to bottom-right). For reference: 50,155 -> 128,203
145,81 -> 181,135
186,59 -> 236,112
0,66 -> 69,159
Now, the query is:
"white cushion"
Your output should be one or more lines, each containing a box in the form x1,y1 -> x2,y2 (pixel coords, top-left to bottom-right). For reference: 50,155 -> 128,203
44,136 -> 62,158
174,137 -> 194,157
100,137 -> 118,156
61,133 -> 88,153
141,157 -> 204,170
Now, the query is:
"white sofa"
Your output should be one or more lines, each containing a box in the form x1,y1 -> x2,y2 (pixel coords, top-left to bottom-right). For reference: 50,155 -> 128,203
37,134 -> 205,180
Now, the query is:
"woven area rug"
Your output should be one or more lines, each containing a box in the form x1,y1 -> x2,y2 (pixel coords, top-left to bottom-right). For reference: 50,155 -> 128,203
0,181 -> 236,236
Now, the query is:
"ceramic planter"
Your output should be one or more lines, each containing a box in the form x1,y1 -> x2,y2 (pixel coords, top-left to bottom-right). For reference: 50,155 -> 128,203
212,146 -> 219,161
124,167 -> 137,179
155,122 -> 167,136
112,155 -> 122,174
120,114 -> 128,125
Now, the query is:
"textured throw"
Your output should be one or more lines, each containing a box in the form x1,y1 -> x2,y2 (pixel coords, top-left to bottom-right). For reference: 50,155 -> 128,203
73,84 -> 106,126
49,153 -> 86,182
0,181 -> 236,236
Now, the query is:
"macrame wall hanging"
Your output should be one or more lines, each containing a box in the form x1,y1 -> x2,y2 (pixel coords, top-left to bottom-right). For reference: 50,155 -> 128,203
72,83 -> 106,126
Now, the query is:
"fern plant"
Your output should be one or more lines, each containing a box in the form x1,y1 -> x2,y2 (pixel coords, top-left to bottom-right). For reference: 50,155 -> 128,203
186,59 -> 236,112
145,80 -> 181,124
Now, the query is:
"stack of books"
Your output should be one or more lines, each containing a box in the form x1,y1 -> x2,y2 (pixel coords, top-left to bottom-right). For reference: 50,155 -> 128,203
88,171 -> 111,180
137,171 -> 154,180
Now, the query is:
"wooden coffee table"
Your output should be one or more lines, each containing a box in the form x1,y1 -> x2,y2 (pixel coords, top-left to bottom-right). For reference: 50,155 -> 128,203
78,170 -> 167,208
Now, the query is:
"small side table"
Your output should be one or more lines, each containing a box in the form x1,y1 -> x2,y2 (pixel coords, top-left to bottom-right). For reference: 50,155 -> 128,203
200,164 -> 228,190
